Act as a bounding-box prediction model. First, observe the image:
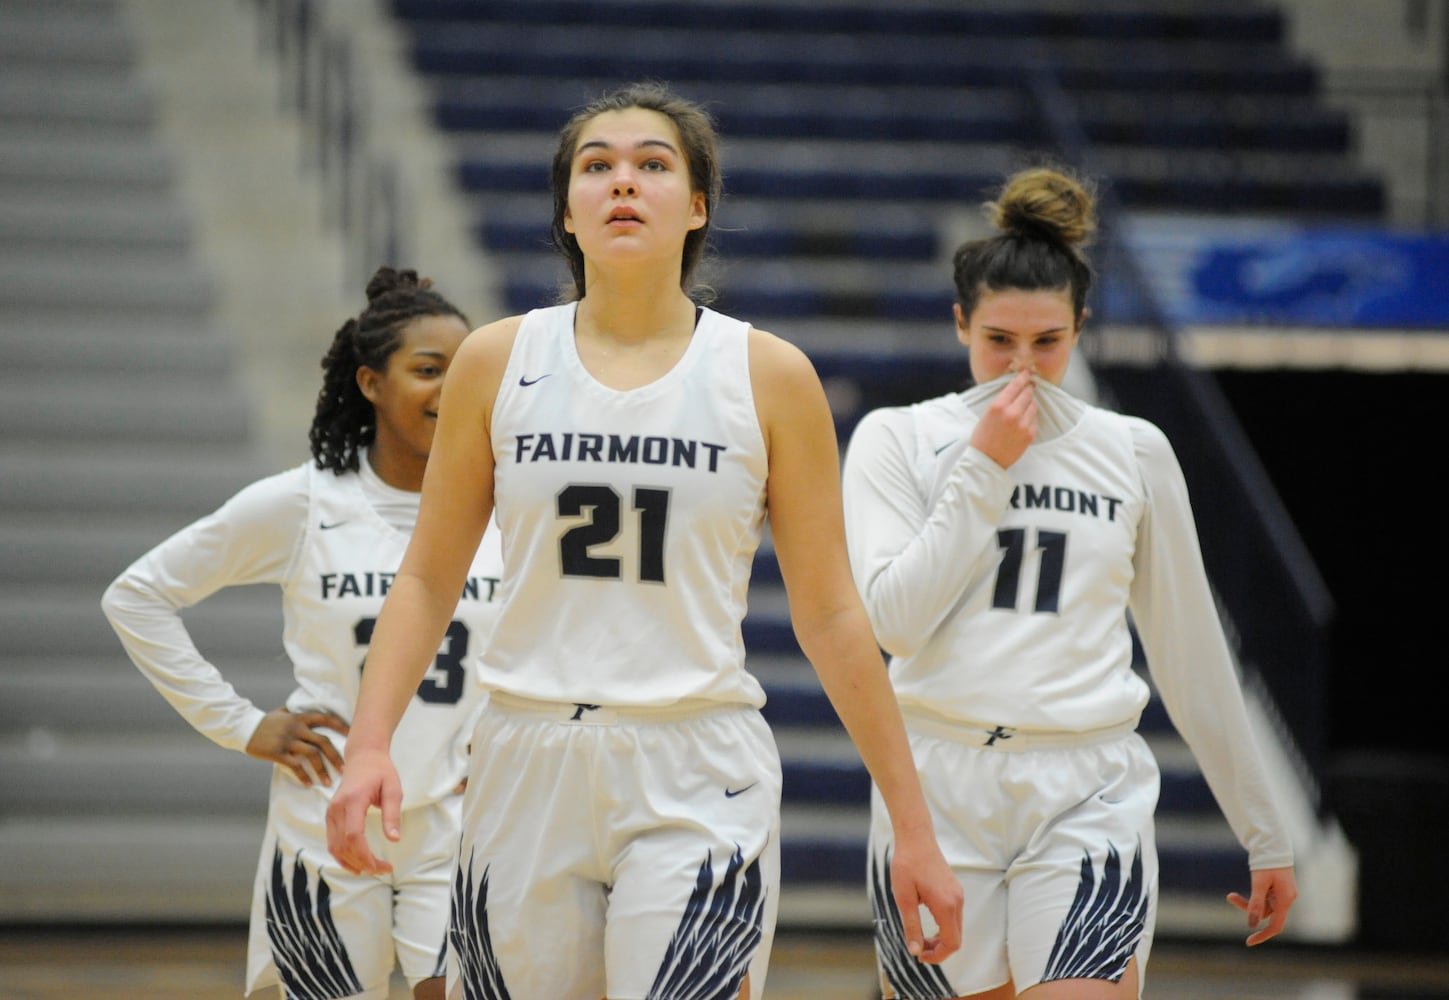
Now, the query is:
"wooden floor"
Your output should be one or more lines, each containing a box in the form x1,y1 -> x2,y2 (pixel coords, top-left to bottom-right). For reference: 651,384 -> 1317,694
3,926 -> 1449,999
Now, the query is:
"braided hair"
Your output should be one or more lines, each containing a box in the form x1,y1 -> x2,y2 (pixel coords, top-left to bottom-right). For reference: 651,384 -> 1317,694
308,266 -> 470,475
952,166 -> 1097,324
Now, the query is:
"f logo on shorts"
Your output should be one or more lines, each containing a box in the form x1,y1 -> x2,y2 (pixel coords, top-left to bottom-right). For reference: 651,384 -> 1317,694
569,703 -> 601,721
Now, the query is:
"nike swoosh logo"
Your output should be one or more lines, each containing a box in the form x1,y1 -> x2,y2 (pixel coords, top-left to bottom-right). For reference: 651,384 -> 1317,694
319,521 -> 347,530
724,783 -> 757,798
519,374 -> 552,387
934,438 -> 961,455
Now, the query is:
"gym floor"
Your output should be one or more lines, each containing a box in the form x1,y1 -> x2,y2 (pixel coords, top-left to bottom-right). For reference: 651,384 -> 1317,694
3,926 -> 1449,999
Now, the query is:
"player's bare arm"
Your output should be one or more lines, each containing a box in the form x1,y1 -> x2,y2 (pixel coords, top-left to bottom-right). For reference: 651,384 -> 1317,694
749,327 -> 963,963
326,317 -> 518,874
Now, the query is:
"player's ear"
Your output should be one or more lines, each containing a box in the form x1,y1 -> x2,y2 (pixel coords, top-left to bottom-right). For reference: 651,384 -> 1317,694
356,367 -> 382,404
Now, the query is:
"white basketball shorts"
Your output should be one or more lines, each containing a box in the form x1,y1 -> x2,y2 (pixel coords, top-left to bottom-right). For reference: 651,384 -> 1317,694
446,694 -> 783,1000
869,719 -> 1160,999
246,768 -> 463,999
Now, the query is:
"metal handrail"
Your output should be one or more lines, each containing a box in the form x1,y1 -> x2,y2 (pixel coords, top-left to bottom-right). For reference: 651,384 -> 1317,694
252,0 -> 405,288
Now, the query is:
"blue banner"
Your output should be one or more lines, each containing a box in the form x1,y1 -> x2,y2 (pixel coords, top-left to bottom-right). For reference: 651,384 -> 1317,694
1126,220 -> 1449,329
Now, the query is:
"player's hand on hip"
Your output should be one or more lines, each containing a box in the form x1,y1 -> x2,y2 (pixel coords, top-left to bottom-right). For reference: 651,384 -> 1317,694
1227,865 -> 1297,946
245,707 -> 349,787
325,747 -> 402,876
890,830 -> 964,964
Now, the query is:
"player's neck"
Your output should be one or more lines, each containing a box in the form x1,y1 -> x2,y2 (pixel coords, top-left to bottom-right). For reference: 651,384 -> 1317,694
365,444 -> 425,493
574,285 -> 696,348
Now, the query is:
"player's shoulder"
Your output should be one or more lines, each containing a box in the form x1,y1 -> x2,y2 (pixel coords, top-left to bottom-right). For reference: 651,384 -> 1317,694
230,462 -> 313,506
457,313 -> 526,365
1086,408 -> 1182,489
745,323 -> 812,371
1111,410 -> 1174,459
849,392 -> 960,461
209,462 -> 314,531
743,325 -> 827,416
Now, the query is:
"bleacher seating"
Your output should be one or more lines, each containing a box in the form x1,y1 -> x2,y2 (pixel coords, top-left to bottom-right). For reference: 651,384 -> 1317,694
0,0 -> 1366,941
381,0 -> 1376,935
0,0 -> 280,921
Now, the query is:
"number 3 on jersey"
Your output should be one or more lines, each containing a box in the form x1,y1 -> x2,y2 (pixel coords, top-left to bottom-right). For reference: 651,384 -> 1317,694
354,617 -> 468,705
557,483 -> 670,583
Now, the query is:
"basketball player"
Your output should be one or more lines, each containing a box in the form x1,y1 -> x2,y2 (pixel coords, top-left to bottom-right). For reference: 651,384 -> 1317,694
324,82 -> 963,999
841,166 -> 1298,1000
103,268 -> 501,1000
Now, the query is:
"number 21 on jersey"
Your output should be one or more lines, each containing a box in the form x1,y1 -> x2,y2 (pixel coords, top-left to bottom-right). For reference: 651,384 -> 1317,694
557,483 -> 670,584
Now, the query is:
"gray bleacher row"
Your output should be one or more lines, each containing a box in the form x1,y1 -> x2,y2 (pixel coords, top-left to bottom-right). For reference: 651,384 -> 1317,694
0,0 -> 280,920
381,0 -> 1369,937
1,0 -> 1362,940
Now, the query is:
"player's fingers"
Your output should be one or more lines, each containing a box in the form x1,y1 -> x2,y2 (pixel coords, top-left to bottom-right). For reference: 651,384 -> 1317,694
293,739 -> 333,787
298,710 -> 351,736
283,753 -> 314,787
323,796 -> 352,870
930,889 -> 964,959
1228,888 -> 1286,946
1245,891 -> 1289,946
892,886 -> 926,959
380,771 -> 404,843
326,789 -> 381,874
1001,373 -> 1033,411
296,724 -> 346,775
1246,908 -> 1288,947
992,370 -> 1030,413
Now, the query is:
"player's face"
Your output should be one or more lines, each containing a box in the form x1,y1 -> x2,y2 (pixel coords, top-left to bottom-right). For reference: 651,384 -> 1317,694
358,313 -> 471,466
562,107 -> 707,270
956,287 -> 1081,386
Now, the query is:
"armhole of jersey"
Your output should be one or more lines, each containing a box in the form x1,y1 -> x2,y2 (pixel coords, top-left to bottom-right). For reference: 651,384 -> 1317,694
490,308 -> 539,438
734,318 -> 771,462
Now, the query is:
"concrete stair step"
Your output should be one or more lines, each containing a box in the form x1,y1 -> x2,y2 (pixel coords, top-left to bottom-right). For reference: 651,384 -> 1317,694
0,813 -> 264,922
0,655 -> 294,735
0,584 -> 284,657
0,129 -> 175,189
0,196 -> 193,250
0,731 -> 274,815
0,0 -> 135,72
0,377 -> 253,445
0,253 -> 212,309
0,322 -> 235,377
0,68 -> 153,127
0,516 -> 245,586
0,449 -> 264,516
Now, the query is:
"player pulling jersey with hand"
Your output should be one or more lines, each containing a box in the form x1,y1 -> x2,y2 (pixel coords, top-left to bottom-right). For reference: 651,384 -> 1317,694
842,167 -> 1297,1000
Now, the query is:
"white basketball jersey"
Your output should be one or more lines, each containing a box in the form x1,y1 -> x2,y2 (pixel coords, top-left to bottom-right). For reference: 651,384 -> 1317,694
845,378 -> 1151,733
287,462 -> 502,808
845,375 -> 1296,871
481,303 -> 769,707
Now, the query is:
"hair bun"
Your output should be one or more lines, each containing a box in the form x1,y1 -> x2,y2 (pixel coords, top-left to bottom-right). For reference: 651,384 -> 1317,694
988,167 -> 1096,249
364,266 -> 426,303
